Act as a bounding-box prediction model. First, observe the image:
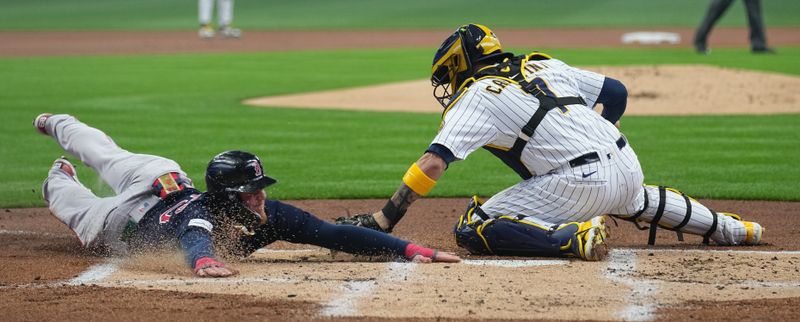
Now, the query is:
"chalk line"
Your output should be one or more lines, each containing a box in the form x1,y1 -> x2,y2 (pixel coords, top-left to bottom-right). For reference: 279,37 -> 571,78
463,259 -> 568,267
320,261 -> 414,317
606,249 -> 658,321
67,259 -> 121,285
255,248 -> 320,253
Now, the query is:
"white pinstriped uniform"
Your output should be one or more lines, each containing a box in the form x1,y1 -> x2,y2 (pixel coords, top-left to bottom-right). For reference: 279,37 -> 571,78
199,0 -> 235,26
434,58 -> 751,245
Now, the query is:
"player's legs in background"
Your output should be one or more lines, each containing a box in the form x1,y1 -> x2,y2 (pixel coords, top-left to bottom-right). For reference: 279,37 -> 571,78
217,0 -> 233,27
217,0 -> 241,38
198,0 -> 215,38
694,0 -> 735,53
743,0 -> 770,52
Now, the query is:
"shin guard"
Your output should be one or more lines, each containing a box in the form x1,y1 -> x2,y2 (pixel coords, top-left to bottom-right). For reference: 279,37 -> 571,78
614,185 -> 749,245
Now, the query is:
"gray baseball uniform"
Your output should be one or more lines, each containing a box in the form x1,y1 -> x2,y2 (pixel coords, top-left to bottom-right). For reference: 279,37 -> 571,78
41,114 -> 185,251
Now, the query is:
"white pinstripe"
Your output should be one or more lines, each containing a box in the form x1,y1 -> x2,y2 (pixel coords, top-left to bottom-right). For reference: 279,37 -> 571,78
435,58 -> 752,245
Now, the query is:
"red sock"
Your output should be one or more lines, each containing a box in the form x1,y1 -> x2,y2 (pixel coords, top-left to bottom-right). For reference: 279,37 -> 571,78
404,243 -> 435,260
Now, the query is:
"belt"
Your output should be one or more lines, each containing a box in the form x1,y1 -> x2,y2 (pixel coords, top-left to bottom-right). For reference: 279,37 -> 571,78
152,172 -> 194,199
568,136 -> 627,168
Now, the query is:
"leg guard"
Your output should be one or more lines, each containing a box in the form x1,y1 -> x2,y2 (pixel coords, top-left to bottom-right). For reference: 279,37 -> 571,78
453,196 -> 609,260
612,185 -> 762,245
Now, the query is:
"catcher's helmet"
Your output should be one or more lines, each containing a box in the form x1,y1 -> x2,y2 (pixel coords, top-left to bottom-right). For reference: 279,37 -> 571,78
205,150 -> 277,194
431,23 -> 512,108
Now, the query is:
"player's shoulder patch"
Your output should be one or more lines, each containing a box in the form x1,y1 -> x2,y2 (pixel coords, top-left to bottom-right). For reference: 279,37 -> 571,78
188,218 -> 213,232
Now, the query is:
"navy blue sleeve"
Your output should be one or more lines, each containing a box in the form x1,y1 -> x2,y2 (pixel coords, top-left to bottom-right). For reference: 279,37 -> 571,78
425,143 -> 457,165
179,228 -> 215,269
240,201 -> 409,257
173,201 -> 216,269
595,77 -> 628,124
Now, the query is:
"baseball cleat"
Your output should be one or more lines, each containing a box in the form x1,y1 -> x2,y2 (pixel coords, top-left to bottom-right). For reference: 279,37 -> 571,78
34,113 -> 52,135
218,26 -> 242,38
52,156 -> 79,182
574,215 -> 610,261
198,24 -> 215,39
721,213 -> 764,245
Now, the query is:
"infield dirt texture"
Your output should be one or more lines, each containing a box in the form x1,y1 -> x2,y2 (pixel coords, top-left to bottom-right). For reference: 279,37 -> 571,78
2,1 -> 800,321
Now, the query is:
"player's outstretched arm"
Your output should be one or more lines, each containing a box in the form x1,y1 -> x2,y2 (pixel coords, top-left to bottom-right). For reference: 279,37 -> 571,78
179,222 -> 238,278
405,243 -> 461,263
261,200 -> 460,262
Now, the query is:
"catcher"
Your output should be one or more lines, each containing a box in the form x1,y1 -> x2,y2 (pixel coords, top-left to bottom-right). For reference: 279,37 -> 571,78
35,114 -> 459,277
337,24 -> 764,260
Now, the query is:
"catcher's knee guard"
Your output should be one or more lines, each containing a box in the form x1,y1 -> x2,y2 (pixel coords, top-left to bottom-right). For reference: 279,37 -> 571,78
453,196 -> 608,260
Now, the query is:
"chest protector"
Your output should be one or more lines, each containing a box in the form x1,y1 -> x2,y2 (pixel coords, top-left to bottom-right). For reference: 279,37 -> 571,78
452,53 -> 587,179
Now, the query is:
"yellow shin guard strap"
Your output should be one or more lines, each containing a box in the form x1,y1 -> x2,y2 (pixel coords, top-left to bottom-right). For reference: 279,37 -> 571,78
402,163 -> 436,196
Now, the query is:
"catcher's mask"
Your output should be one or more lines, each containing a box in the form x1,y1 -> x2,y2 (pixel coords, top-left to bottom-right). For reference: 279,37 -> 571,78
205,150 -> 277,232
431,23 -> 512,108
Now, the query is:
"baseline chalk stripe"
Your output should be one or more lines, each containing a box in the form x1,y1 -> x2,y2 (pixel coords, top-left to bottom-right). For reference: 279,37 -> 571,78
320,262 -> 415,317
463,259 -> 568,267
641,248 -> 800,255
67,259 -> 121,285
255,248 -> 320,253
606,249 -> 658,321
103,276 -> 296,286
320,280 -> 376,316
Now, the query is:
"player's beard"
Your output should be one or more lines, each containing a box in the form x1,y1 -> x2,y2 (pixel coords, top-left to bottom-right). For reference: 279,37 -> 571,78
240,190 -> 267,224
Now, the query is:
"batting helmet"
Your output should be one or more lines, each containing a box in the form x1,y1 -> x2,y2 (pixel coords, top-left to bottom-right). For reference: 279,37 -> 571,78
205,150 -> 277,194
205,150 -> 276,231
431,23 -> 512,108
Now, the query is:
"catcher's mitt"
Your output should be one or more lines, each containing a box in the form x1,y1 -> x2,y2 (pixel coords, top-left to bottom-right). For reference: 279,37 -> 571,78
335,213 -> 389,233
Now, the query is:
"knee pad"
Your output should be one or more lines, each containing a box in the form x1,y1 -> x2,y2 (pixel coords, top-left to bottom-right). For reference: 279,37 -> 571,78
453,196 -> 576,257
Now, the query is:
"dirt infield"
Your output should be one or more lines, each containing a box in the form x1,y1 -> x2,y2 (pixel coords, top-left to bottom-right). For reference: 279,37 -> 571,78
4,28 -> 800,321
244,65 -> 800,115
1,27 -> 799,57
2,199 -> 799,321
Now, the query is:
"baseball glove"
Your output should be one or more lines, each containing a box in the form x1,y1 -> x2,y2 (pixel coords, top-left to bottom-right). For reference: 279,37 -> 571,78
335,213 -> 388,233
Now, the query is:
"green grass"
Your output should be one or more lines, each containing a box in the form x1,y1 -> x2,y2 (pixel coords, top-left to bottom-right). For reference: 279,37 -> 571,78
2,47 -> 799,207
1,0 -> 798,31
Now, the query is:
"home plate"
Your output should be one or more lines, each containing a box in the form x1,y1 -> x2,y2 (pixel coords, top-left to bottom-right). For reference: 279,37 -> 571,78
463,259 -> 568,267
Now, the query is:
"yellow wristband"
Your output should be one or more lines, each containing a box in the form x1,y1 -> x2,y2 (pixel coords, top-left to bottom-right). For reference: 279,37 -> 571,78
402,163 -> 437,196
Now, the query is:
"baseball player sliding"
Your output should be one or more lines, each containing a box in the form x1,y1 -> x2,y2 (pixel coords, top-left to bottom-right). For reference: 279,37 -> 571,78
338,24 -> 764,260
35,114 -> 458,277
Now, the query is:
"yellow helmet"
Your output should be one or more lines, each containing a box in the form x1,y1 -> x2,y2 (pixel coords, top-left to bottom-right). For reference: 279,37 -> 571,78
431,24 -> 512,108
